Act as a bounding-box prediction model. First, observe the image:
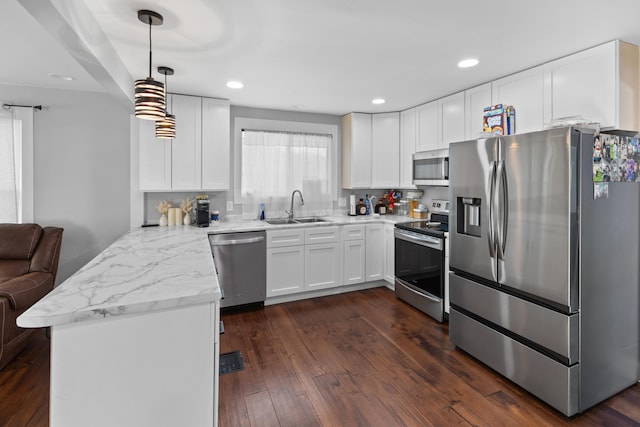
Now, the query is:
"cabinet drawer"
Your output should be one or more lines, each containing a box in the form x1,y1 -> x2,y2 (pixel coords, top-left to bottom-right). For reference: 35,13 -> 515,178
342,224 -> 365,241
267,229 -> 305,248
305,226 -> 339,244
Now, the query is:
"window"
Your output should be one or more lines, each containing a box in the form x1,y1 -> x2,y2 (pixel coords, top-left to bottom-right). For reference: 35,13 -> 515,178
234,118 -> 338,218
0,106 -> 34,223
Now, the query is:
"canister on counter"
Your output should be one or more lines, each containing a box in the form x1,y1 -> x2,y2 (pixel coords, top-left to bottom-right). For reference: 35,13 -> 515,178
407,197 -> 420,218
397,199 -> 408,216
413,208 -> 428,219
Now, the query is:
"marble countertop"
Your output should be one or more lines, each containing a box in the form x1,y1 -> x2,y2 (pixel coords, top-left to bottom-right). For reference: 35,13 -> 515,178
18,213 -> 415,328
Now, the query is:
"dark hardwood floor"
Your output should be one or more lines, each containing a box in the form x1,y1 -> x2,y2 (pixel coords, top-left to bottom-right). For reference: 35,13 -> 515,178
1,287 -> 638,426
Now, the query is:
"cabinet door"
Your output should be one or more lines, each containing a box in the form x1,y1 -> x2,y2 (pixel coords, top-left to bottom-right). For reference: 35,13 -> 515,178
384,223 -> 395,284
201,98 -> 230,190
267,246 -> 304,297
440,92 -> 465,148
465,83 -> 492,140
305,242 -> 342,291
171,94 -> 202,190
416,101 -> 439,152
343,240 -> 365,286
543,41 -> 618,129
342,113 -> 372,188
365,223 -> 384,281
492,66 -> 545,134
371,112 -> 400,188
305,226 -> 339,244
139,119 -> 171,190
400,108 -> 417,188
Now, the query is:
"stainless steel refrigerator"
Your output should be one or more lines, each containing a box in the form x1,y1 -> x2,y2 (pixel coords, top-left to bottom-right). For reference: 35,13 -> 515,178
448,126 -> 640,416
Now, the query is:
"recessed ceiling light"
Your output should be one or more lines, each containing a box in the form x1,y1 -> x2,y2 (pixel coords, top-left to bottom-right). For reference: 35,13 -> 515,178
226,81 -> 244,89
292,104 -> 305,109
458,58 -> 479,68
371,98 -> 386,105
49,73 -> 76,81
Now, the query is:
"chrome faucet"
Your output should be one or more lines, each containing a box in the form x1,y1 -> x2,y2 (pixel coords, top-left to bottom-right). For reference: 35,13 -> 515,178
286,189 -> 304,219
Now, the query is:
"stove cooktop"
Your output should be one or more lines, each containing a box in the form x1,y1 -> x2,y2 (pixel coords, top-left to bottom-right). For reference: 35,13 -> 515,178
395,220 -> 448,238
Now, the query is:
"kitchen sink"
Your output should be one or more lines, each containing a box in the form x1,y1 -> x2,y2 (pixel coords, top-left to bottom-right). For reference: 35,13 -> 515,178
293,217 -> 330,223
265,218 -> 298,225
265,217 -> 330,225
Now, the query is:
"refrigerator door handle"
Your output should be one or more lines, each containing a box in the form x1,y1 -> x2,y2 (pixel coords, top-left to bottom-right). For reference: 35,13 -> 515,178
488,160 -> 497,259
496,160 -> 508,260
500,160 -> 508,258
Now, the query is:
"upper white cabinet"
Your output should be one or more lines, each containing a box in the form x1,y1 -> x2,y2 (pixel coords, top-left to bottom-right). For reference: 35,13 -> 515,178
342,112 -> 399,189
139,120 -> 171,190
400,108 -> 417,188
465,83 -> 492,140
416,93 -> 465,152
492,66 -> 545,134
201,98 -> 231,190
440,92 -> 465,147
139,94 -> 230,191
543,40 -> 639,131
342,113 -> 372,188
171,94 -> 202,190
371,112 -> 400,188
416,101 -> 439,152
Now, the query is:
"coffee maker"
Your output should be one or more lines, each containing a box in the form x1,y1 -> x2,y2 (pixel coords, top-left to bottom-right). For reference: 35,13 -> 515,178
196,199 -> 210,227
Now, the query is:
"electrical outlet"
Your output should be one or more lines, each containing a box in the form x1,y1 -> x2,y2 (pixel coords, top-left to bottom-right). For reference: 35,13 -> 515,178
226,201 -> 234,211
338,197 -> 346,207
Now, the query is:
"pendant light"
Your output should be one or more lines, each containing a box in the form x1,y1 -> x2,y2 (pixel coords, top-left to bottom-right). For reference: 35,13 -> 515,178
156,66 -> 176,139
134,10 -> 165,120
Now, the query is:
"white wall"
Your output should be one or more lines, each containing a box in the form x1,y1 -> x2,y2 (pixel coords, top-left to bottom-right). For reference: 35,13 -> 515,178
0,84 -> 131,284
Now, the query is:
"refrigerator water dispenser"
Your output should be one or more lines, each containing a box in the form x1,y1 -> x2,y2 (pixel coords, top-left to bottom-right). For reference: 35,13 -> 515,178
458,197 -> 481,237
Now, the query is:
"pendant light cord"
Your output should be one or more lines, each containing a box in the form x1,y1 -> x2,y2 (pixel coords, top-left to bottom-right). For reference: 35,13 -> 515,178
148,20 -> 152,78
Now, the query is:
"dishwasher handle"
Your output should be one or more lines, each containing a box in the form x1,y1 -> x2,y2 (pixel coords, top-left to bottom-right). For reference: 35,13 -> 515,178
210,236 -> 265,246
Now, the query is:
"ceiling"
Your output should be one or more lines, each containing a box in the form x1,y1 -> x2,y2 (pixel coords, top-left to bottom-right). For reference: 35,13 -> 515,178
4,0 -> 640,116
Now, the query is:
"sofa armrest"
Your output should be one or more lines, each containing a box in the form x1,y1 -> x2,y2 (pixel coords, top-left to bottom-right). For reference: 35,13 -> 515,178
0,272 -> 54,312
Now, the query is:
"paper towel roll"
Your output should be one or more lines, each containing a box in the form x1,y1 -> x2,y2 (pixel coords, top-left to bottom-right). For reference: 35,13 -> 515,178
349,194 -> 356,215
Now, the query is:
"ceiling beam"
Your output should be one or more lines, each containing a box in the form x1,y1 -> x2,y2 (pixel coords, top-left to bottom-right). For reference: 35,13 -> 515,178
18,0 -> 133,106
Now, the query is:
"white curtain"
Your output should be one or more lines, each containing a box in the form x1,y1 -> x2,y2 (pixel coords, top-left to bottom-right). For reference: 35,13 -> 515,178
0,107 -> 22,223
241,130 -> 334,218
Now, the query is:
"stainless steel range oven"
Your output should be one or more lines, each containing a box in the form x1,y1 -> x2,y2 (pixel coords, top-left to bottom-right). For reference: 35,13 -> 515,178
394,207 -> 449,322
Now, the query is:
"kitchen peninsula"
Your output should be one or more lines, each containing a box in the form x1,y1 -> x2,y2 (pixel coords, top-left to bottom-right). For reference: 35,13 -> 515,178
17,226 -> 224,427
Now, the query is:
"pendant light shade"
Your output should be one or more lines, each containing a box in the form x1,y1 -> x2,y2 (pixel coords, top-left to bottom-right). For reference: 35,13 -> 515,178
156,66 -> 176,139
134,10 -> 165,120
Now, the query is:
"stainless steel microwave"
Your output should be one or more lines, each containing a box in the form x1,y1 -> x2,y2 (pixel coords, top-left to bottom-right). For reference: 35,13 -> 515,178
413,148 -> 449,186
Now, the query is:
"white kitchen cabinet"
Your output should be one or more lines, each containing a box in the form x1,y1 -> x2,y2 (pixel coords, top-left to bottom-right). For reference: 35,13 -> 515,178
342,224 -> 365,286
440,92 -> 465,147
171,94 -> 202,190
365,223 -> 384,281
465,83 -> 492,140
305,242 -> 342,291
342,113 -> 372,188
139,119 -> 171,190
384,223 -> 395,284
267,245 -> 305,297
400,108 -> 417,188
416,93 -> 465,153
543,40 -> 639,131
371,112 -> 400,188
416,101 -> 439,152
305,226 -> 339,244
201,98 -> 231,190
492,65 -> 545,134
138,94 -> 230,191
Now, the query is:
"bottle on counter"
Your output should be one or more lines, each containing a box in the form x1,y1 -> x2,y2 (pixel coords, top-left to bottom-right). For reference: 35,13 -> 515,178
364,194 -> 371,215
357,198 -> 366,215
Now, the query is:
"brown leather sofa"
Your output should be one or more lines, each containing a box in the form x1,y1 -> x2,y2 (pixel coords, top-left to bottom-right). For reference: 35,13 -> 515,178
0,224 -> 63,370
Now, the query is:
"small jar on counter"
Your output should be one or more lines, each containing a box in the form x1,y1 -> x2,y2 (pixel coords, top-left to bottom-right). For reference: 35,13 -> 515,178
413,208 -> 428,219
396,200 -> 408,216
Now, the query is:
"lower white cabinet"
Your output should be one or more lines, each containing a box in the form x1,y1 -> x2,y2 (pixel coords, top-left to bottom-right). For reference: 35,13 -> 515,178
342,224 -> 366,286
384,223 -> 395,284
305,242 -> 342,291
267,246 -> 304,297
365,223 -> 384,281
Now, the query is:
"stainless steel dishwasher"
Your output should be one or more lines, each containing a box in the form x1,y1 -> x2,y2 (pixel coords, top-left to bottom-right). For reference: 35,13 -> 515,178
208,231 -> 266,309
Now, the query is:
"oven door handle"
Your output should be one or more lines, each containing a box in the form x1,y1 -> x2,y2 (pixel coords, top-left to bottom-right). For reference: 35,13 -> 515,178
394,230 -> 442,250
396,278 -> 441,303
